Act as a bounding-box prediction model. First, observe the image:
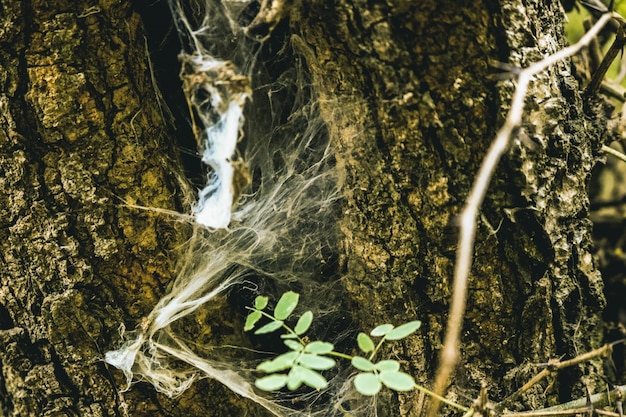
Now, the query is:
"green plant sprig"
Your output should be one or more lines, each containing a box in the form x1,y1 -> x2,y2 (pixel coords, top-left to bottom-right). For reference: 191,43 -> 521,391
350,321 -> 422,395
244,291 -> 340,391
244,291 -> 422,396
244,293 -> 305,342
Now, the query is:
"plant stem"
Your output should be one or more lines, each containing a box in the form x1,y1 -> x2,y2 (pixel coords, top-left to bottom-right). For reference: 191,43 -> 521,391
415,383 -> 470,412
368,336 -> 387,362
250,308 -> 306,344
328,351 -> 353,361
603,144 -> 626,163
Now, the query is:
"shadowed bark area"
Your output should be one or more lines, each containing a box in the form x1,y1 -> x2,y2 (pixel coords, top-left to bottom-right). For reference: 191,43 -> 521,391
294,0 -> 608,414
0,0 -> 613,416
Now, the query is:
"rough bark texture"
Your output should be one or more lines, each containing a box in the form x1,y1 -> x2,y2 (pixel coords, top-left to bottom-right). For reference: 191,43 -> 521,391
0,1 -> 265,416
0,0 -> 612,416
295,0 -> 608,414
493,1 -> 609,407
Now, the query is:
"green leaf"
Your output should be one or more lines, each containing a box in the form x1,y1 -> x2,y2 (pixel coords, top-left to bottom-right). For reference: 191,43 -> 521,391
384,321 -> 421,341
286,366 -> 305,390
244,311 -> 262,332
304,341 -> 334,354
255,374 -> 287,391
379,371 -> 415,391
294,311 -> 313,335
351,356 -> 374,372
254,295 -> 269,310
289,365 -> 328,390
370,324 -> 394,337
283,339 -> 304,351
357,332 -> 375,353
254,320 -> 284,335
354,372 -> 382,396
274,291 -> 299,320
298,353 -> 336,370
257,351 -> 298,373
301,368 -> 328,390
374,360 -> 400,372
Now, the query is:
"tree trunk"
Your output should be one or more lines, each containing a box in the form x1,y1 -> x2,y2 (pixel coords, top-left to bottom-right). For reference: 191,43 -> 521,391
0,1 -> 264,416
296,0 -> 609,413
0,0 -> 614,416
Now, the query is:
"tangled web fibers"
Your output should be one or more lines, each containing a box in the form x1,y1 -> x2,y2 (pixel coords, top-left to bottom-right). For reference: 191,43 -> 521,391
105,1 -> 373,415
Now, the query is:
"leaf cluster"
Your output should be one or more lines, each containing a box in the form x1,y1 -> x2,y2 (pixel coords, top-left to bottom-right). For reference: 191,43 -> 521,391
351,322 -> 421,395
245,291 -> 421,396
245,291 -> 336,391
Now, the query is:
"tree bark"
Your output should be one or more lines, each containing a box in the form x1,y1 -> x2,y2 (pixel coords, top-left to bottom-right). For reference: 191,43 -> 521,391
0,0 -> 613,416
295,0 -> 608,414
0,1 -> 265,416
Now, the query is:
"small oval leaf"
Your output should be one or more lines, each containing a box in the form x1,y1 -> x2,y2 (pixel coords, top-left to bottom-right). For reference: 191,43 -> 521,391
274,291 -> 299,320
254,320 -> 284,335
379,371 -> 415,391
257,351 -> 298,373
289,366 -> 328,390
370,324 -> 394,337
385,321 -> 422,341
357,332 -> 375,353
374,360 -> 400,372
354,372 -> 382,396
287,366 -> 305,390
294,311 -> 313,335
283,339 -> 304,351
304,341 -> 334,354
351,356 -> 374,372
254,295 -> 269,310
298,353 -> 336,370
244,311 -> 262,332
255,374 -> 287,391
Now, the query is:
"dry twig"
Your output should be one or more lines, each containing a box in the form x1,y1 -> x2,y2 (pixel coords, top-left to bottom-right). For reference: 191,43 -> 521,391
499,343 -> 616,408
427,12 -> 615,417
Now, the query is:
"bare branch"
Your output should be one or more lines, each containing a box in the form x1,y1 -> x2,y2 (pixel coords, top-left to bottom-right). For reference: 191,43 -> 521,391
502,384 -> 626,417
500,343 -> 615,407
603,144 -> 626,163
427,12 -> 615,417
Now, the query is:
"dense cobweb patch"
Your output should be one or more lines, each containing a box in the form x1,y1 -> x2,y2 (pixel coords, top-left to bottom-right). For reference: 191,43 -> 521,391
103,1 -> 362,415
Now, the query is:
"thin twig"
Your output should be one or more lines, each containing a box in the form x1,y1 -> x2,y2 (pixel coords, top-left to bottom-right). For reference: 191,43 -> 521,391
600,81 -> 626,100
499,343 -> 614,407
414,383 -> 470,412
595,410 -> 622,417
500,385 -> 626,416
502,407 -> 594,417
584,17 -> 604,73
426,12 -> 615,417
534,385 -> 626,415
586,23 -> 626,96
603,144 -> 626,163
580,0 -> 623,30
